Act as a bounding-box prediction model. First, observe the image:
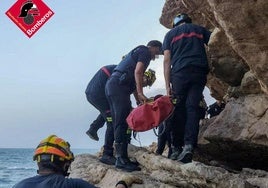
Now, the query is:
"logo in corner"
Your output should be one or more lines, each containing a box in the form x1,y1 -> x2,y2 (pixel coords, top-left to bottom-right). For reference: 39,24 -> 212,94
6,0 -> 54,38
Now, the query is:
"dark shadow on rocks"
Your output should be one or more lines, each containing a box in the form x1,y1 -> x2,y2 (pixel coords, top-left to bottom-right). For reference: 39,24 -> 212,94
195,139 -> 268,172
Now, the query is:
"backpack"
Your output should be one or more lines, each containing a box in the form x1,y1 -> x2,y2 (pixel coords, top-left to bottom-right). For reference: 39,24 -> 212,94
126,95 -> 174,132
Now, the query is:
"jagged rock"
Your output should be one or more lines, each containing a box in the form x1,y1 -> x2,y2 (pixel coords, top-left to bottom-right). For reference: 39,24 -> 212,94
69,145 -> 268,188
206,72 -> 229,100
207,0 -> 268,95
159,0 -> 268,96
208,28 -> 249,87
241,71 -> 263,95
198,94 -> 268,171
159,0 -> 216,30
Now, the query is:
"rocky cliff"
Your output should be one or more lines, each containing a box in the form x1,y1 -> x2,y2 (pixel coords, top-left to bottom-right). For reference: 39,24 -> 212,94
159,0 -> 268,173
70,1 -> 268,187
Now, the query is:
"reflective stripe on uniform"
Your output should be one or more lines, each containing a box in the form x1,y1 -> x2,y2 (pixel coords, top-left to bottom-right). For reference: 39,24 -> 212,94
106,117 -> 112,122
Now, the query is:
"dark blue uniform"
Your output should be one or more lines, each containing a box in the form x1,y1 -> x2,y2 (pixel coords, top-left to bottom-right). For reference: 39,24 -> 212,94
85,65 -> 116,156
207,101 -> 225,118
105,46 -> 151,144
13,174 -> 97,188
156,122 -> 172,158
163,23 -> 211,148
157,97 -> 207,156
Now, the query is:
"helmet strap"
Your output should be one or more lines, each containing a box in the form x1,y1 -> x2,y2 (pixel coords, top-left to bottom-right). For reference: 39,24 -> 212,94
63,162 -> 71,176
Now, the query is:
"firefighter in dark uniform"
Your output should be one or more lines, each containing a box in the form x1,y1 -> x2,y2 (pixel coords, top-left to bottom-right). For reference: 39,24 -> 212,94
207,100 -> 225,118
105,40 -> 162,172
85,65 -> 157,166
85,65 -> 116,165
163,13 -> 211,163
86,65 -> 116,142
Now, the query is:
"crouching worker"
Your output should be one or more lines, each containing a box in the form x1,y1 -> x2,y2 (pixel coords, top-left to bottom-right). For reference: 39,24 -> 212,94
13,135 -> 97,188
13,135 -> 127,188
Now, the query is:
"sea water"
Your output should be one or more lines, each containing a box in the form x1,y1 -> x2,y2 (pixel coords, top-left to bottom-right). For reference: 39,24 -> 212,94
0,148 -> 97,188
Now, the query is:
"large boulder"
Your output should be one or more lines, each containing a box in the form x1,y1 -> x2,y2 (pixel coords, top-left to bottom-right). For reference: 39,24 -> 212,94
198,94 -> 268,170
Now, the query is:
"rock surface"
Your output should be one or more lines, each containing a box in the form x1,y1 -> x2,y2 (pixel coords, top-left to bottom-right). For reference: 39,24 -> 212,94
70,145 -> 268,188
160,0 -> 268,97
197,94 -> 268,171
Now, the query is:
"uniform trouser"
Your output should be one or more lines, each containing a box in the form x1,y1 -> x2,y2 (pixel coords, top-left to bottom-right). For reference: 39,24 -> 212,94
86,95 -> 114,156
89,113 -> 106,130
156,122 -> 172,156
105,76 -> 132,151
171,67 -> 207,147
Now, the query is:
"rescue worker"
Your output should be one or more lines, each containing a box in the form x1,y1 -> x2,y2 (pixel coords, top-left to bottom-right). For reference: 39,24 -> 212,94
207,100 -> 225,118
13,135 -> 129,188
85,65 -> 156,165
105,40 -> 162,172
13,135 -> 97,188
85,64 -> 116,165
163,13 -> 211,163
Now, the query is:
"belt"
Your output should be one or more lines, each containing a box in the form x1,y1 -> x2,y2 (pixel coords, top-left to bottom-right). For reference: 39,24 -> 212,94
112,70 -> 124,77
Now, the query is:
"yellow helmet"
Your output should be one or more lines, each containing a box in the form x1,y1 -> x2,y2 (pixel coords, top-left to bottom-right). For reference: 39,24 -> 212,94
144,69 -> 156,87
33,135 -> 74,162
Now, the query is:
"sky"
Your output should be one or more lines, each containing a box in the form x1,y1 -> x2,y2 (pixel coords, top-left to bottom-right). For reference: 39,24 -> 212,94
0,0 -> 215,149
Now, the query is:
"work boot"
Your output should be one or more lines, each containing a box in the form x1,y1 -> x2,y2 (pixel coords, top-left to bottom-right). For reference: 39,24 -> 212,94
99,154 -> 116,165
86,114 -> 106,141
125,157 -> 140,166
177,144 -> 193,163
170,146 -> 182,160
115,143 -> 141,172
86,127 -> 99,141
122,142 -> 140,166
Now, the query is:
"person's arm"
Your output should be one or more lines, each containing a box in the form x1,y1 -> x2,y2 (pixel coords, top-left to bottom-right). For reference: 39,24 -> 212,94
203,27 -> 211,45
132,90 -> 141,106
135,61 -> 147,103
163,50 -> 172,96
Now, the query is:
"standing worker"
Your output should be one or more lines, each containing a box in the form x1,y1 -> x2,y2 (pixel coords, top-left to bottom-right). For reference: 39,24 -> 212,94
163,13 -> 211,163
106,40 -> 162,172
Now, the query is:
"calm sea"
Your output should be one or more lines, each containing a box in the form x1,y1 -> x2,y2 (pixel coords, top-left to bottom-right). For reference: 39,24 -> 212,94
0,148 -> 97,188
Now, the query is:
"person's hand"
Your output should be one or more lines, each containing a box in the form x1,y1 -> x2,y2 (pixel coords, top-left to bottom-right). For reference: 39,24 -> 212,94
137,93 -> 148,104
115,175 -> 143,187
116,180 -> 128,188
136,100 -> 141,106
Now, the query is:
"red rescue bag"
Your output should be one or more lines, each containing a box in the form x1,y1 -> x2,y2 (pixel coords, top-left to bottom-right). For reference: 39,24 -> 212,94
126,95 -> 174,132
